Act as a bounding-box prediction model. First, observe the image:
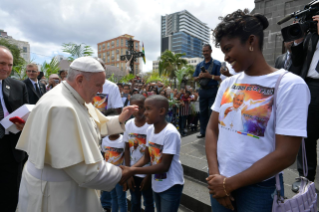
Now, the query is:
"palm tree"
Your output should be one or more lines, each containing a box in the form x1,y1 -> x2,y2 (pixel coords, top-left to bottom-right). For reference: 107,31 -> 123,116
62,43 -> 94,61
42,57 -> 60,78
158,50 -> 187,87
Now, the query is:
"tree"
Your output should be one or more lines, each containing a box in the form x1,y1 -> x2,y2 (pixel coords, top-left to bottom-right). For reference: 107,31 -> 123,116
158,50 -> 187,78
158,50 -> 187,87
42,57 -> 60,78
62,43 -> 94,62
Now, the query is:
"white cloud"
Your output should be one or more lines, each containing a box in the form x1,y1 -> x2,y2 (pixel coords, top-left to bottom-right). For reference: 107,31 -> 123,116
0,0 -> 255,71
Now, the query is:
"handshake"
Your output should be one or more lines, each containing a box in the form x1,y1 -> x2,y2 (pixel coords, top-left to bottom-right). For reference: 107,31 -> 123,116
118,165 -> 151,192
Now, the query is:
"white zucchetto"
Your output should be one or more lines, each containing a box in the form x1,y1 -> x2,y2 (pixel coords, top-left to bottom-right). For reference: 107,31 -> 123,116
70,57 -> 105,73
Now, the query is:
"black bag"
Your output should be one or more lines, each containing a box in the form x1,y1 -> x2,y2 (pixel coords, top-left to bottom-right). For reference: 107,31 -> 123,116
199,60 -> 214,89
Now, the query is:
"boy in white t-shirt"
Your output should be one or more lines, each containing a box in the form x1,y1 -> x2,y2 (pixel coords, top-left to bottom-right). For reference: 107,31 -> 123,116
129,95 -> 184,212
124,94 -> 154,212
101,131 -> 127,212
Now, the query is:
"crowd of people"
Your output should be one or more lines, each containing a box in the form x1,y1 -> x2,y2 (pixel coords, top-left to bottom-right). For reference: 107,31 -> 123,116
0,8 -> 318,212
116,80 -> 200,137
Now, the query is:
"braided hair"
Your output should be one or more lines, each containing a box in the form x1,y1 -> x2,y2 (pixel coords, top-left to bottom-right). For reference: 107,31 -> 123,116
213,9 -> 269,51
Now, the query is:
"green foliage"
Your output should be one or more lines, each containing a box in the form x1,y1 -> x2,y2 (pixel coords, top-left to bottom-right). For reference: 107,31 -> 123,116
42,57 -> 60,78
158,50 -> 187,79
107,73 -> 116,83
168,98 -> 179,108
11,63 -> 27,80
119,74 -> 135,83
0,38 -> 26,67
175,68 -> 187,89
62,43 -> 94,62
184,64 -> 195,78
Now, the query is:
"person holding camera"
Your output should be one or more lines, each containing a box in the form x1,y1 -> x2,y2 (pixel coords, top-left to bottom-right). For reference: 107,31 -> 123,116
193,44 -> 221,138
289,15 -> 319,192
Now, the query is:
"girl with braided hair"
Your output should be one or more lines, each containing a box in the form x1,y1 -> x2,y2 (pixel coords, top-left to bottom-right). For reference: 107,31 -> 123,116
205,9 -> 310,211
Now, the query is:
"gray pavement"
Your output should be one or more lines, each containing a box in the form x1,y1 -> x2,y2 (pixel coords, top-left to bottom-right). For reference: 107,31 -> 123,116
180,133 -> 319,210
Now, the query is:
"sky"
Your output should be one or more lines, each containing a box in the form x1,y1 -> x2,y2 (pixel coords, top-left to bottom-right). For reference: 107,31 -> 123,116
0,0 -> 255,72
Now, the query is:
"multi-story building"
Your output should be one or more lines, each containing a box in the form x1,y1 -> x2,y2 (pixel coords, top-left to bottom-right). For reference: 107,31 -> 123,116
153,57 -> 203,71
161,10 -> 210,58
97,34 -> 141,75
0,29 -> 30,62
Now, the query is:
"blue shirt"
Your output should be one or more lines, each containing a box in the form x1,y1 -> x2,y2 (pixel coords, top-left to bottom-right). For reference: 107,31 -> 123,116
193,58 -> 221,87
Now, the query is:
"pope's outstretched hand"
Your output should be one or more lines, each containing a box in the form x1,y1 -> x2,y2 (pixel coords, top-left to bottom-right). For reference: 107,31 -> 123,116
118,105 -> 139,123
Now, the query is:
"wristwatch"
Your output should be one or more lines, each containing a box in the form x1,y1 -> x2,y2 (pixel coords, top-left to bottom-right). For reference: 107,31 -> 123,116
211,75 -> 215,80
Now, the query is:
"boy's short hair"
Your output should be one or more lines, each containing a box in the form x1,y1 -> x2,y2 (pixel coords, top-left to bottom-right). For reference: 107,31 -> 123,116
146,95 -> 169,113
130,94 -> 145,103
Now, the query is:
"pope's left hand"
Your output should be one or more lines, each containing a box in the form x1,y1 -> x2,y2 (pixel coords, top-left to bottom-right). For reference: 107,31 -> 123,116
119,105 -> 138,123
206,174 -> 232,199
14,122 -> 25,131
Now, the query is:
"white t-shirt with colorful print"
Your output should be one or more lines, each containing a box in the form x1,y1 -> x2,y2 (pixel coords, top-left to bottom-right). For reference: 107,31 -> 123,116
212,69 -> 310,178
123,119 -> 150,178
146,123 -> 184,193
101,135 -> 125,166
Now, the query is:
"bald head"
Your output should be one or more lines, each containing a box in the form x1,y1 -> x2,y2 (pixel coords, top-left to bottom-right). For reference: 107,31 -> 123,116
0,46 -> 13,56
146,95 -> 169,112
0,46 -> 13,80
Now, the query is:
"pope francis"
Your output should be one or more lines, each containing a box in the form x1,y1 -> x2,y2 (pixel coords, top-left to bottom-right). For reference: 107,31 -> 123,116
16,57 -> 137,212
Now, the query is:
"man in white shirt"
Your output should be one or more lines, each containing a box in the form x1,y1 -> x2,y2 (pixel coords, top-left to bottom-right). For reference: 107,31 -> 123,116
23,63 -> 46,104
290,15 -> 319,192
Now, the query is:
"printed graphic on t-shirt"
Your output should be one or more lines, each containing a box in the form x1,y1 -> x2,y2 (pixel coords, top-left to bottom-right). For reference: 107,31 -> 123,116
219,83 -> 274,139
92,93 -> 109,113
148,142 -> 167,181
104,146 -> 124,166
128,133 -> 147,155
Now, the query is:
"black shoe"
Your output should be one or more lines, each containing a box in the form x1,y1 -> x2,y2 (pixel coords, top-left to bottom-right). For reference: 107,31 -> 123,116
197,134 -> 205,138
292,179 -> 301,193
103,208 -> 111,212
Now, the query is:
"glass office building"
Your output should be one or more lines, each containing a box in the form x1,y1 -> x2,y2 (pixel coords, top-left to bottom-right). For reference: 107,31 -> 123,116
161,10 -> 210,58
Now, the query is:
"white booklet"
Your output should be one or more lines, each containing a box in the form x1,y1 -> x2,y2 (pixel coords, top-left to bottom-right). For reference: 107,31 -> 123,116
0,104 -> 35,134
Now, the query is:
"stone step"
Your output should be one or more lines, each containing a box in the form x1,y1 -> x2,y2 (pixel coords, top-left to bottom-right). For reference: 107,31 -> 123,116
180,176 -> 211,212
180,133 -> 208,184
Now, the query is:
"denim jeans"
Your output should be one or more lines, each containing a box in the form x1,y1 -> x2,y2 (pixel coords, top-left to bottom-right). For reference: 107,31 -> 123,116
198,87 -> 217,135
110,184 -> 128,212
210,174 -> 284,212
153,184 -> 183,212
100,190 -> 112,209
130,176 -> 154,212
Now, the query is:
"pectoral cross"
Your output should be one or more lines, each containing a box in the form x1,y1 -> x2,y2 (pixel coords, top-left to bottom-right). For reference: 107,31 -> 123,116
230,123 -> 233,129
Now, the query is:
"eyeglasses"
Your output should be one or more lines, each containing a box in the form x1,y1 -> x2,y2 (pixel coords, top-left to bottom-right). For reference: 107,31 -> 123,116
26,70 -> 37,73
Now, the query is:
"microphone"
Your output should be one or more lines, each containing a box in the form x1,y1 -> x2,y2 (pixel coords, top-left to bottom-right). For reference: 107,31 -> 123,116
277,14 -> 294,25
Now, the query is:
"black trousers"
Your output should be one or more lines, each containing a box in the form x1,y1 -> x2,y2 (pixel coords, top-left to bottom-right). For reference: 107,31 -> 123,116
297,79 -> 319,181
0,135 -> 23,212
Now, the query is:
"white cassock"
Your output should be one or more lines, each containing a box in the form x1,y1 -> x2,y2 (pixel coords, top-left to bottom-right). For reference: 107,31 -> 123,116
219,102 -> 244,131
16,81 -> 124,212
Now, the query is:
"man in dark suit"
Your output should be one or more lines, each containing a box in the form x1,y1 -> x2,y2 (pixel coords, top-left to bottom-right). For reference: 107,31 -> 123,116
275,41 -> 301,75
23,64 -> 46,104
289,15 -> 319,193
0,46 -> 28,211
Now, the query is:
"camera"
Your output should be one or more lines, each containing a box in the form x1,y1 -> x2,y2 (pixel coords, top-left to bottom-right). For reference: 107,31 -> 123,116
278,0 -> 319,42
